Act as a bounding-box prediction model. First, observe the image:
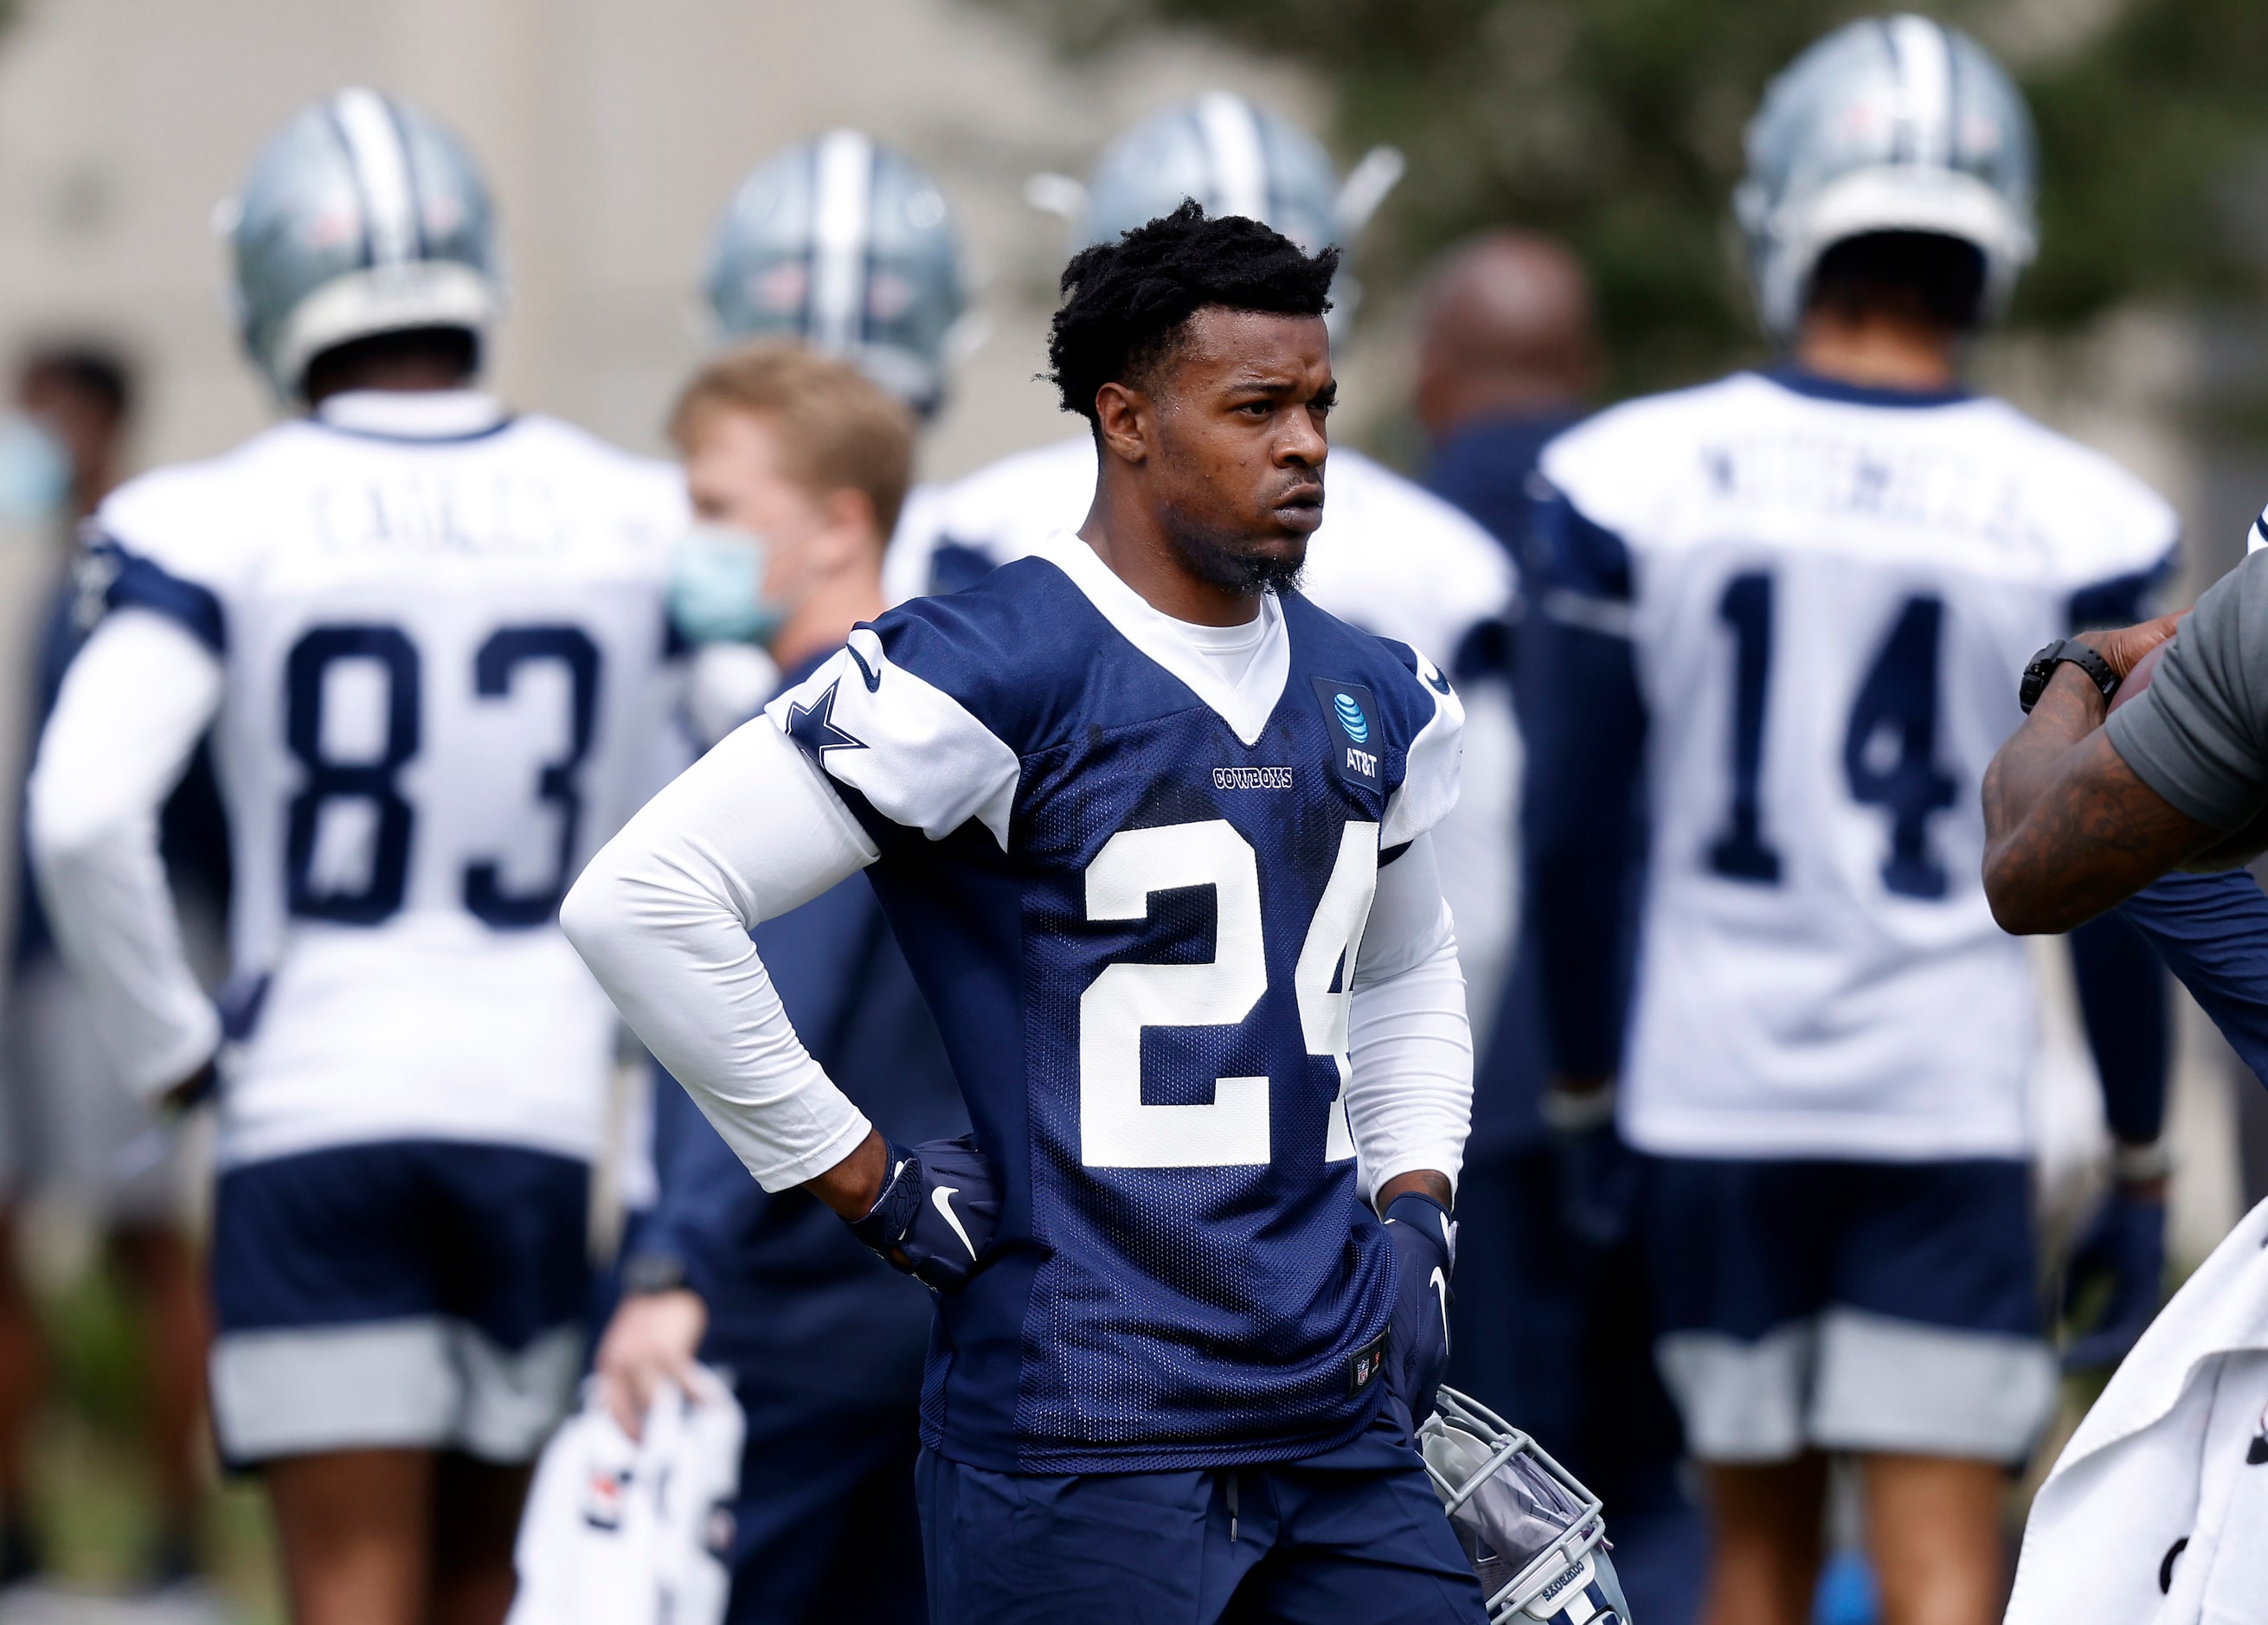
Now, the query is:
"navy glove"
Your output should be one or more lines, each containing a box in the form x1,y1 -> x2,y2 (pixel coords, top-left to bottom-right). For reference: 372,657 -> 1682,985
1382,1191 -> 1456,1427
2061,1185 -> 2166,1371
846,1134 -> 1000,1293
1543,1085 -> 1641,1252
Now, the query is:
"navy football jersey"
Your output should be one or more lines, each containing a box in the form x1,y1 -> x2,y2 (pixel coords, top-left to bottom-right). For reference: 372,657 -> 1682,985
761,534 -> 1462,1472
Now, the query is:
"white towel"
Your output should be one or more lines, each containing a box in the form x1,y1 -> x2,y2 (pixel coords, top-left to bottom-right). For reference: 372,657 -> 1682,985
2008,1194 -> 2268,1623
509,1371 -> 745,1625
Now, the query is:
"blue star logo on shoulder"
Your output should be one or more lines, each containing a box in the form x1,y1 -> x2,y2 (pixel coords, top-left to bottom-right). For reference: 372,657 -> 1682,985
784,678 -> 866,765
1312,678 -> 1382,795
1419,1388 -> 1630,1624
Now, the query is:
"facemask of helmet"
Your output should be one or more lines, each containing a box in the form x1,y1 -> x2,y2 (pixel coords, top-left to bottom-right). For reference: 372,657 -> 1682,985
223,88 -> 503,403
1040,92 -> 1404,342
1735,14 -> 2037,339
1420,1387 -> 1630,1624
704,132 -> 968,421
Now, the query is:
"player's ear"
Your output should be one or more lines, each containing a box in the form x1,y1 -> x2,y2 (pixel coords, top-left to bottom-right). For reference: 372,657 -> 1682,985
1091,382 -> 1150,466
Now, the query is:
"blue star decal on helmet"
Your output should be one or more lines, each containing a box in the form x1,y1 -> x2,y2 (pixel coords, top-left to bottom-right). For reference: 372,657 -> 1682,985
785,678 -> 867,765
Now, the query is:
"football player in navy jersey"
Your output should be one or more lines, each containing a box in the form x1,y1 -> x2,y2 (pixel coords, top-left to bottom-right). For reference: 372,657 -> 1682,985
565,202 -> 1489,1623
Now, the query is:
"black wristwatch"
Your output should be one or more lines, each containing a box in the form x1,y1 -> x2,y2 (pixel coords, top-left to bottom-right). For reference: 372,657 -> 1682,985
620,1253 -> 689,1297
2018,638 -> 2120,714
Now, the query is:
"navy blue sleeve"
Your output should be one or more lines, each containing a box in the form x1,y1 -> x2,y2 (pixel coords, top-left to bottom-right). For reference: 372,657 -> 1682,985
93,537 -> 226,653
630,1071 -> 761,1305
2115,870 -> 2268,1085
1520,493 -> 1648,1081
2068,548 -> 2176,633
2068,912 -> 2169,1144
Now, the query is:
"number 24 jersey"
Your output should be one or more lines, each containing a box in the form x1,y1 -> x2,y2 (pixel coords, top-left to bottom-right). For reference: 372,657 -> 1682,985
1539,369 -> 2178,1161
92,392 -> 684,1169
764,533 -> 1462,1473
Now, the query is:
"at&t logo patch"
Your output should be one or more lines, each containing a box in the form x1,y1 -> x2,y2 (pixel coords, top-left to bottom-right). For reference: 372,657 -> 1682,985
1312,678 -> 1382,793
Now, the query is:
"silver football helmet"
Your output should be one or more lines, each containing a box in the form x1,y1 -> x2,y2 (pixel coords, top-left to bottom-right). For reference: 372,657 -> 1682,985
704,131 -> 967,418
224,88 -> 502,401
1736,15 -> 2037,337
1420,1389 -> 1630,1624
1031,92 -> 1404,332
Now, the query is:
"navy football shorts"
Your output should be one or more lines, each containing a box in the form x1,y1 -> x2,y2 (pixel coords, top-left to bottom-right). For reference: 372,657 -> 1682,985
916,1410 -> 1488,1625
208,1139 -> 588,1467
1643,1155 -> 2055,1465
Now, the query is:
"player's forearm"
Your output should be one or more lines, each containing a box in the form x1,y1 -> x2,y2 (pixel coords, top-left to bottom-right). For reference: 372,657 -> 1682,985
562,717 -> 882,1191
1346,933 -> 1473,1206
27,612 -> 225,1095
1982,665 -> 2213,934
1375,1169 -> 1454,1212
32,812 -> 220,1095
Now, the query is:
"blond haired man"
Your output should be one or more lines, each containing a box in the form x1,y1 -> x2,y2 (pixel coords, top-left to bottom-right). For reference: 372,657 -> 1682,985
596,344 -> 964,1625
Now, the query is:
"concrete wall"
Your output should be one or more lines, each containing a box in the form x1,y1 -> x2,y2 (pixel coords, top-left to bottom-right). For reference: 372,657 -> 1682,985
0,0 -> 1315,479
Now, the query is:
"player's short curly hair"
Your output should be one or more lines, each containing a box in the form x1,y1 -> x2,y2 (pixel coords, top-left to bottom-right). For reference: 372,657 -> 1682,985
1048,200 -> 1339,425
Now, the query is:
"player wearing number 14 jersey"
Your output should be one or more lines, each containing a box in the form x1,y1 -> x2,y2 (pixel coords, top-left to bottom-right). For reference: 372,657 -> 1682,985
567,206 -> 1489,1622
26,93 -> 683,1623
1527,19 -> 2177,1625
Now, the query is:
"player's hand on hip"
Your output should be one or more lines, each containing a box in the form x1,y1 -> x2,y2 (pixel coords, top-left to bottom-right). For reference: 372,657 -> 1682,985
1381,1189 -> 1456,1428
2060,1179 -> 2167,1372
847,1134 -> 1001,1292
595,1287 -> 709,1439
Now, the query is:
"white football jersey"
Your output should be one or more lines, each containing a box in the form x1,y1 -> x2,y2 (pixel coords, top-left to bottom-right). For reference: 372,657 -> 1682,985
885,436 -> 1524,1030
92,390 -> 685,1166
1541,369 -> 2178,1159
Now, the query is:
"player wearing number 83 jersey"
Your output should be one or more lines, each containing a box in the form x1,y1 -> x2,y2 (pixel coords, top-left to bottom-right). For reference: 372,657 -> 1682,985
48,395 -> 684,1168
574,530 -> 1468,1470
27,388 -> 684,1466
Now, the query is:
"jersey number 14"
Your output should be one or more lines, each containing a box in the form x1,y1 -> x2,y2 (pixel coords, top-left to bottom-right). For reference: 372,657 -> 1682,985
1708,571 -> 1959,900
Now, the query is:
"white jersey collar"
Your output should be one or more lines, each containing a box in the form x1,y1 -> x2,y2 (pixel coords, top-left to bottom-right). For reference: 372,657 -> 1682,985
1031,531 -> 1289,746
312,389 -> 511,441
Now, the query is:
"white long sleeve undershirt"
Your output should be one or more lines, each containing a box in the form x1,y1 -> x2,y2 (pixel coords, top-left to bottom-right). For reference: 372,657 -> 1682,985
1347,835 -> 1473,1200
562,713 -> 1475,1198
27,609 -> 224,1096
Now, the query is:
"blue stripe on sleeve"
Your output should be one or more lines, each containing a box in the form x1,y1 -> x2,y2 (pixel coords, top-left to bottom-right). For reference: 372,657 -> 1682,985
1530,491 -> 1634,605
94,539 -> 226,653
2068,910 -> 2169,1143
2115,870 -> 2268,1086
1520,496 -> 1648,1080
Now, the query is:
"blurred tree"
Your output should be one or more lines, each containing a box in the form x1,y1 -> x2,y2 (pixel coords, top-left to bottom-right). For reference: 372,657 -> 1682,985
980,0 -> 2268,395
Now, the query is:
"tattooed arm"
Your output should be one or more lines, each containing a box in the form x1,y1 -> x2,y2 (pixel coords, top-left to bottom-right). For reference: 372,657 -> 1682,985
1982,616 -> 2218,935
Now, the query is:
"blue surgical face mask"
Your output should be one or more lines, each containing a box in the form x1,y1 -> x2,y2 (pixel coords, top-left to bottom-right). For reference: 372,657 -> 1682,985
668,523 -> 794,647
0,415 -> 70,527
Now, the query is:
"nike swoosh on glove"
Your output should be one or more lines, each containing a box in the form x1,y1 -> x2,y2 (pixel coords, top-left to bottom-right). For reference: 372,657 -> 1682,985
2060,1187 -> 2166,1372
1382,1191 -> 1456,1427
846,1134 -> 1000,1292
